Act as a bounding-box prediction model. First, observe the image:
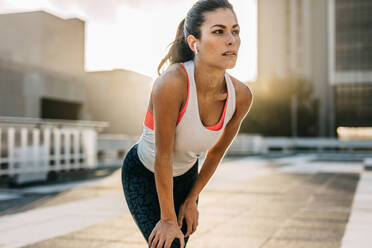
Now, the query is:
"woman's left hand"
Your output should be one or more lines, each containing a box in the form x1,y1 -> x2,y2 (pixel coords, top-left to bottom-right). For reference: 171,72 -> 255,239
177,199 -> 199,237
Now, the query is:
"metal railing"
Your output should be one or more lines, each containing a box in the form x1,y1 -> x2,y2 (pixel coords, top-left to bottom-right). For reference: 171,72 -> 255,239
2,115 -> 371,184
0,116 -> 108,184
97,134 -> 139,167
95,134 -> 372,163
261,137 -> 372,153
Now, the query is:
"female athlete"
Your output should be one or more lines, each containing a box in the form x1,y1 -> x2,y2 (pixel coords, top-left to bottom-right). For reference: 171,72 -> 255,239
121,0 -> 253,247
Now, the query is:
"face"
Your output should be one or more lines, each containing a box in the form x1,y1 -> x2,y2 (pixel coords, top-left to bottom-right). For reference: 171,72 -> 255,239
192,8 -> 241,69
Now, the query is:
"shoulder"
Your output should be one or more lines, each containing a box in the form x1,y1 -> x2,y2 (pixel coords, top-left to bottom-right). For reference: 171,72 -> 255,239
152,63 -> 187,99
228,74 -> 253,115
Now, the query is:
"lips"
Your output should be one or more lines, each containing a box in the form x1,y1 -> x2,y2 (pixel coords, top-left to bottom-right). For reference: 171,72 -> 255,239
222,50 -> 237,56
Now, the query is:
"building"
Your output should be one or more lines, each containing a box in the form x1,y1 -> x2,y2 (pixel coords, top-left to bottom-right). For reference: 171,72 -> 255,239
257,0 -> 372,137
257,0 -> 331,136
0,53 -> 87,120
84,69 -> 151,135
0,11 -> 85,76
0,10 -> 152,136
329,0 -> 372,129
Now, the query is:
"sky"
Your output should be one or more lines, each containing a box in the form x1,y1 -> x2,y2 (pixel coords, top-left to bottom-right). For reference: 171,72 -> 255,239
0,0 -> 257,81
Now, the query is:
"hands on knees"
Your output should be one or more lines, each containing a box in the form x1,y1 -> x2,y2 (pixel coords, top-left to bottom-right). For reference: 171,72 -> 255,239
148,219 -> 185,248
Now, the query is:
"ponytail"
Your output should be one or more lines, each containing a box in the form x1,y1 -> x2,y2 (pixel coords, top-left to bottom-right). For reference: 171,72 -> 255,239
157,0 -> 235,75
157,18 -> 194,75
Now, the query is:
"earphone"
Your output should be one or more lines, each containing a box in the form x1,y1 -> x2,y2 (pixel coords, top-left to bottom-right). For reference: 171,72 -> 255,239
193,43 -> 198,54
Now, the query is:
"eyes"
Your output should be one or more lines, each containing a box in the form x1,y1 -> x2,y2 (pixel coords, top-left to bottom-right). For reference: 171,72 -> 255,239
212,29 -> 240,35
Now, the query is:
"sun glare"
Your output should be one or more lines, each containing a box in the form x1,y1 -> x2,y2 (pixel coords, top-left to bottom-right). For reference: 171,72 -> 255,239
0,0 -> 257,81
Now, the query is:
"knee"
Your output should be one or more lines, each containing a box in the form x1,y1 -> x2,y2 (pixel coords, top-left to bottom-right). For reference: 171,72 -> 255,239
146,236 -> 189,248
169,236 -> 189,248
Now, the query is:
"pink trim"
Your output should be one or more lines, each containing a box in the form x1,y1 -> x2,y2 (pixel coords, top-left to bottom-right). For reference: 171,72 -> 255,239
144,108 -> 154,130
204,90 -> 228,131
177,62 -> 190,124
203,73 -> 231,131
144,62 -> 190,130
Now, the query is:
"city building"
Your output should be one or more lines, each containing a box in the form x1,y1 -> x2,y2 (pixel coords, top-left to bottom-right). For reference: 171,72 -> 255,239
0,10 -> 152,136
84,69 -> 151,135
0,10 -> 85,76
329,0 -> 372,130
257,0 -> 372,137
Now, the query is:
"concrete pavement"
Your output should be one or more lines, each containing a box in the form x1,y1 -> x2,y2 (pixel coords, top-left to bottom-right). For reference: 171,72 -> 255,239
0,154 -> 371,248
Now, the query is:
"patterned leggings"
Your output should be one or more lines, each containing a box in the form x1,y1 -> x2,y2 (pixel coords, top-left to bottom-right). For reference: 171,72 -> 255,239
121,143 -> 199,248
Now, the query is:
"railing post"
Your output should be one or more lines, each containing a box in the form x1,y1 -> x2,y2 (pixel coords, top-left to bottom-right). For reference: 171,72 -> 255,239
72,129 -> 79,169
8,127 -> 15,176
81,128 -> 96,168
0,128 -> 2,169
20,128 -> 28,173
0,128 -> 2,176
43,128 -> 51,172
33,128 -> 40,172
53,128 -> 61,171
64,128 -> 71,170
0,117 -> 107,184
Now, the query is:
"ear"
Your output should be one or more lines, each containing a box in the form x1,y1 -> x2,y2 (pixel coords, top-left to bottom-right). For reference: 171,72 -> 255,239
186,34 -> 198,53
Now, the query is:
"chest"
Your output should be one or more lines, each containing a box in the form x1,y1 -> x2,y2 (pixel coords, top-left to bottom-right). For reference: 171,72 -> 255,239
197,93 -> 228,127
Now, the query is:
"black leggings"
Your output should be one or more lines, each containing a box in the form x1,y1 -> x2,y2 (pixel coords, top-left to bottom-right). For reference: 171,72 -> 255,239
121,143 -> 199,248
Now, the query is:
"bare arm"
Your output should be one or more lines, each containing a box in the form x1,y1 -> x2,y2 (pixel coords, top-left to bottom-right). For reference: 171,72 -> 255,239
152,65 -> 187,222
185,80 -> 253,203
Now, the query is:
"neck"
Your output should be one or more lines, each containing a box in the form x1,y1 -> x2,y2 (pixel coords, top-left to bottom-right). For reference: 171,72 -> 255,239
193,57 -> 227,98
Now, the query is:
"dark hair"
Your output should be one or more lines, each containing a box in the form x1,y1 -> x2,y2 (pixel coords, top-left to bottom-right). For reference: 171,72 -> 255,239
157,0 -> 235,75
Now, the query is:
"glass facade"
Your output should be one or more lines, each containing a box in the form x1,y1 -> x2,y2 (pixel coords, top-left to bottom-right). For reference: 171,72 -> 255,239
334,0 -> 372,128
335,83 -> 372,127
335,0 -> 372,71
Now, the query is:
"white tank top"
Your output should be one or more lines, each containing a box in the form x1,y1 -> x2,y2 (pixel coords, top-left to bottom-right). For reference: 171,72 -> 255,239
137,59 -> 236,176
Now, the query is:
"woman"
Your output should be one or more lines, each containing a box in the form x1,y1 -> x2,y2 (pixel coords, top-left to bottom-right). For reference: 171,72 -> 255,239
121,0 -> 253,247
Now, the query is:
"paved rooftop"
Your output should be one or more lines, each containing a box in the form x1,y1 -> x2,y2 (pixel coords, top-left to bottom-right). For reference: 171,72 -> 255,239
0,154 -> 371,248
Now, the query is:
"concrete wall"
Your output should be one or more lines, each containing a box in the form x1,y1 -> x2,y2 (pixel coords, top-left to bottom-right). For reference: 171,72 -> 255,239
0,11 -> 43,68
0,55 -> 154,134
0,60 -> 25,116
257,0 -> 333,137
0,11 -> 87,119
41,14 -> 85,75
83,70 -> 152,136
0,59 -> 86,118
257,0 -> 289,81
0,11 -> 85,76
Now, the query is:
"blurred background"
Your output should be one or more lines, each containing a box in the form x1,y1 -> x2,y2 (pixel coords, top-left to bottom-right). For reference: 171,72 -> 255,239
0,0 -> 371,183
0,0 -> 255,134
0,0 -> 372,185
1,1 -> 372,247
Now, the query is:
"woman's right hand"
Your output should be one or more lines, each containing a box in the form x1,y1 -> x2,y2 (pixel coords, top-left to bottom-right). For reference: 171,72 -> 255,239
148,219 -> 185,248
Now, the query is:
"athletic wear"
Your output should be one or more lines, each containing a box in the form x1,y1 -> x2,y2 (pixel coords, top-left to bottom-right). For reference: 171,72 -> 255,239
121,143 -> 199,248
137,59 -> 236,176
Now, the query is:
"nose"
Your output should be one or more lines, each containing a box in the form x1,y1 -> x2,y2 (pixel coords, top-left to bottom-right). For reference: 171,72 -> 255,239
226,33 -> 236,46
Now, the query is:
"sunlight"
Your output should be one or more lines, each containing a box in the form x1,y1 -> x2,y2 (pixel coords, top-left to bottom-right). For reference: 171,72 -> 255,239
0,0 -> 257,81
337,127 -> 372,140
85,0 -> 257,81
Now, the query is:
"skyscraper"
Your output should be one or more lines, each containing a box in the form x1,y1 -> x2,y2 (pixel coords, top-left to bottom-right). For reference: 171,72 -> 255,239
330,0 -> 372,128
258,0 -> 372,137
